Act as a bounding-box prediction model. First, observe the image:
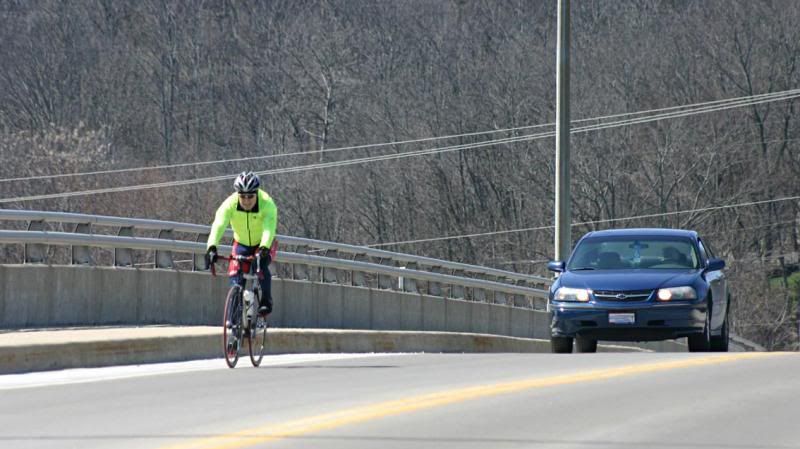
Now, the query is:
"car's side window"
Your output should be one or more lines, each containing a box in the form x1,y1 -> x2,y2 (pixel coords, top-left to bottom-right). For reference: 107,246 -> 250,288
697,240 -> 709,263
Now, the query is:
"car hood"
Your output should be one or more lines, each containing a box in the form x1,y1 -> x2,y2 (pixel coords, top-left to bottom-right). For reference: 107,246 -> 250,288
557,270 -> 701,291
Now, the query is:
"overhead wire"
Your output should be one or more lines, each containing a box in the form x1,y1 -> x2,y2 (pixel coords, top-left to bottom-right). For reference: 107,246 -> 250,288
1,89 -> 799,204
0,124 -> 554,183
0,133 -> 547,203
1,88 -> 797,183
367,195 -> 800,248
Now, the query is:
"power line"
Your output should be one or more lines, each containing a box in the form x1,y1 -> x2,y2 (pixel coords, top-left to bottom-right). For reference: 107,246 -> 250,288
367,195 -> 800,248
0,125 -> 558,184
705,219 -> 799,238
0,133 -> 547,203
438,221 -> 800,266
573,90 -> 800,135
2,89 -> 797,183
2,90 -> 799,204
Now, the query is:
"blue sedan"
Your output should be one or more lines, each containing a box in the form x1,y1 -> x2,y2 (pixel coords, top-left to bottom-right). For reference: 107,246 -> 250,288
547,228 -> 729,353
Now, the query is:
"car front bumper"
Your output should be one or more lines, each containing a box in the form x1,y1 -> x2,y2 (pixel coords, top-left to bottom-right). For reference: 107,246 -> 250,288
550,301 -> 707,341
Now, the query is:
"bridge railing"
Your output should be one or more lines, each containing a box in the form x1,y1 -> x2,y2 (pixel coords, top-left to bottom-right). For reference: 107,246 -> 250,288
0,209 -> 550,309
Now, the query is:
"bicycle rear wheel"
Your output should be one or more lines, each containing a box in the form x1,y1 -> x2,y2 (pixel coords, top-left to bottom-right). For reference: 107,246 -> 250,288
248,291 -> 268,367
223,286 -> 243,368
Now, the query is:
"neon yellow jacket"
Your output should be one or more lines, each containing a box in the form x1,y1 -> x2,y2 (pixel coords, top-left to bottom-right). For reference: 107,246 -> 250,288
206,190 -> 278,249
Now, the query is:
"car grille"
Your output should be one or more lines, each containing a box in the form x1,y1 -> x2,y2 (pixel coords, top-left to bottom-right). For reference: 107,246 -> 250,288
593,290 -> 653,301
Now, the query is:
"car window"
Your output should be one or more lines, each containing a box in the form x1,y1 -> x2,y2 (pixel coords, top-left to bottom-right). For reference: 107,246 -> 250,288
568,237 -> 700,270
697,240 -> 709,263
700,238 -> 716,258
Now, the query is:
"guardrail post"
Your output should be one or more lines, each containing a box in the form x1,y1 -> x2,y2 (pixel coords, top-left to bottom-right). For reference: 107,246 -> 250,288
451,270 -> 465,299
427,266 -> 443,296
377,258 -> 394,290
517,280 -> 540,309
71,223 -> 92,265
402,262 -> 418,293
292,245 -> 310,280
155,230 -> 174,268
24,220 -> 47,263
472,274 -> 487,302
322,249 -> 339,283
114,226 -> 134,267
192,233 -> 209,271
352,253 -> 369,287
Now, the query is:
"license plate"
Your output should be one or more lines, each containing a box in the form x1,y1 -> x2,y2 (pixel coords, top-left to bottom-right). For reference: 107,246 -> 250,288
609,313 -> 635,324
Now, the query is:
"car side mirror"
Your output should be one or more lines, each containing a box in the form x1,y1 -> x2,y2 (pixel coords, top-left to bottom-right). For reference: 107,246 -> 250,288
705,258 -> 725,271
547,261 -> 566,273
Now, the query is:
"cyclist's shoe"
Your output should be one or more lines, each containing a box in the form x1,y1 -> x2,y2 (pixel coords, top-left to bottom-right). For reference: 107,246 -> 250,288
258,305 -> 270,317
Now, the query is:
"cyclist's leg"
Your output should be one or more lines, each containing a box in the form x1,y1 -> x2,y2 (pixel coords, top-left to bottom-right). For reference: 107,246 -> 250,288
228,242 -> 242,287
229,241 -> 257,289
258,266 -> 273,316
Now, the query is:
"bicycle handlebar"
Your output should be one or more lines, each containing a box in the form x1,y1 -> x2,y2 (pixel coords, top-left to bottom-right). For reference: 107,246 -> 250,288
209,254 -> 263,277
217,255 -> 258,262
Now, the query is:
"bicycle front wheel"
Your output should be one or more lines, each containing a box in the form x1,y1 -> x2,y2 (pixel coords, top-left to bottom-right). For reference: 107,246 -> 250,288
223,286 -> 243,368
248,292 -> 268,367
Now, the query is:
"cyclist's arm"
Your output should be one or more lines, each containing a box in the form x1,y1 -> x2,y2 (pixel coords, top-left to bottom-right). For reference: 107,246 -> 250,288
207,194 -> 236,249
258,193 -> 278,249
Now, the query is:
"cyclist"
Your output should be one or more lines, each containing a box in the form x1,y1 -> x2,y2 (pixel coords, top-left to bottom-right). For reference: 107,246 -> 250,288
205,172 -> 278,316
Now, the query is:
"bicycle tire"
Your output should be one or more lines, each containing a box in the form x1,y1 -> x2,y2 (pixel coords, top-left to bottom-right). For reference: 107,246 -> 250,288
223,286 -> 243,368
248,290 -> 268,367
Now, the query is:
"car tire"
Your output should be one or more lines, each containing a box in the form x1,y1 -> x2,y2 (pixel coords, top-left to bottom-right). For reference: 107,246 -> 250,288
710,305 -> 729,352
551,336 -> 573,353
688,304 -> 712,352
575,336 -> 597,353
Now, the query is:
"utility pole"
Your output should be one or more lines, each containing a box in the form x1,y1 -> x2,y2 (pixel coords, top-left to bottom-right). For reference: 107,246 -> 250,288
554,0 -> 572,262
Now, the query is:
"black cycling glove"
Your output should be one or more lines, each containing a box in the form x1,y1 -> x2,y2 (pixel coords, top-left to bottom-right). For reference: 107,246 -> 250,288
205,245 -> 218,268
257,246 -> 271,265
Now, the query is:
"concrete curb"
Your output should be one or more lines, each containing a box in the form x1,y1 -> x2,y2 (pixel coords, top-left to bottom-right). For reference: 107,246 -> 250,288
0,327 -> 650,374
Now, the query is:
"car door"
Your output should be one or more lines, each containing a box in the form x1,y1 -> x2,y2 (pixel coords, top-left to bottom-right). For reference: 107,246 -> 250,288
698,238 -> 726,330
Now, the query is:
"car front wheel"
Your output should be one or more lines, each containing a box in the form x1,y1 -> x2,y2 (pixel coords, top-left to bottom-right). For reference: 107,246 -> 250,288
688,305 -> 712,352
710,308 -> 729,352
575,336 -> 598,353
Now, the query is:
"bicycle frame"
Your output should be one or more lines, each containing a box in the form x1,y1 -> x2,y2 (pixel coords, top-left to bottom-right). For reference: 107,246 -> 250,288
214,254 -> 263,327
211,253 -> 268,368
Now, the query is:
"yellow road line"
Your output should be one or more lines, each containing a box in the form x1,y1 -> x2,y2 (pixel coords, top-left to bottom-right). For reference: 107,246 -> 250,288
158,352 -> 788,449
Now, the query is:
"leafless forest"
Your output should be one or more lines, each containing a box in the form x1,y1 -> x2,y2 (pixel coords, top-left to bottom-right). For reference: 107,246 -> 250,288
0,0 -> 798,348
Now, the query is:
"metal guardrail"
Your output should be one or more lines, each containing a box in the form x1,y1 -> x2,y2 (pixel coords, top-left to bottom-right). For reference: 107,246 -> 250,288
0,230 -> 548,299
0,209 -> 550,287
0,210 -> 551,307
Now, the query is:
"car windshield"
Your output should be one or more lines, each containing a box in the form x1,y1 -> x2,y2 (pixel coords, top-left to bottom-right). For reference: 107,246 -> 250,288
567,237 -> 700,270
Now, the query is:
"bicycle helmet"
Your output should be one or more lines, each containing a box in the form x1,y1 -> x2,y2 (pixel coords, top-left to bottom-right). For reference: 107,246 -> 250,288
233,171 -> 260,193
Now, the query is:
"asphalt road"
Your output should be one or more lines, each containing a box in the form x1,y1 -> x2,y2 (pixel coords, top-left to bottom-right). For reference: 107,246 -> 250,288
1,352 -> 798,449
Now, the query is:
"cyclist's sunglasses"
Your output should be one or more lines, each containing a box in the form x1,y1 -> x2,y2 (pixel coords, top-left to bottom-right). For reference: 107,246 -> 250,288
238,193 -> 256,199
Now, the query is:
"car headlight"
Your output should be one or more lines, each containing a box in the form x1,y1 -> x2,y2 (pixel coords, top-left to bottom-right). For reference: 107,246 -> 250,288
656,286 -> 697,301
554,287 -> 591,302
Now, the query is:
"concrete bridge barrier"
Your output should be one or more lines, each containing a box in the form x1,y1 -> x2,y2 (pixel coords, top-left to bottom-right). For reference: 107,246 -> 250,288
0,265 -> 550,339
0,265 -> 686,356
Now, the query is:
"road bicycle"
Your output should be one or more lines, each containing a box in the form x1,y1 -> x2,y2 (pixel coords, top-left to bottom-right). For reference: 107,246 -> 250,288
211,254 -> 269,368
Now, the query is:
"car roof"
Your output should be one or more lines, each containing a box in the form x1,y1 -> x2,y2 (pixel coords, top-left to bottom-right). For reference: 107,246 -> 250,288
582,228 -> 698,239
